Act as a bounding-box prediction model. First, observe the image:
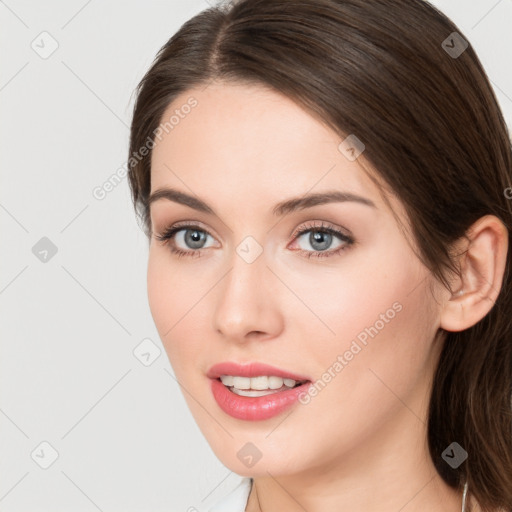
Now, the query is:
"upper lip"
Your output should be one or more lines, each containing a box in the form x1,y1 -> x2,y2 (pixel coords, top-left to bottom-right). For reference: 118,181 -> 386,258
207,361 -> 311,382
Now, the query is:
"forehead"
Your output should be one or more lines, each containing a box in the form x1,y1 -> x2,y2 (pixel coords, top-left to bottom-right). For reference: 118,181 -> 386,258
150,82 -> 393,218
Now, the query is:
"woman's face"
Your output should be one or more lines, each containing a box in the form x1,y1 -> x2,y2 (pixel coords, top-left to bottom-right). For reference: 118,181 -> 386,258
147,81 -> 444,478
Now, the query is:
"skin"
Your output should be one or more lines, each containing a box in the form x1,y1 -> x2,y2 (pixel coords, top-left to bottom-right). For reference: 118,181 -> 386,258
147,81 -> 508,512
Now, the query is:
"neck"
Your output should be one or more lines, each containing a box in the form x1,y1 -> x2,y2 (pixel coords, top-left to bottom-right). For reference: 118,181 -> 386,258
247,461 -> 463,512
245,404 -> 466,512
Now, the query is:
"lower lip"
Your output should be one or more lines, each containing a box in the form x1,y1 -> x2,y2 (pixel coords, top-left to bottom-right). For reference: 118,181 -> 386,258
210,378 -> 312,421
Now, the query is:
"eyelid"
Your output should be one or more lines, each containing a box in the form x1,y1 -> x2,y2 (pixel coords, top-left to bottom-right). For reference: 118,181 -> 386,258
289,220 -> 352,241
156,220 -> 219,242
286,220 -> 354,256
156,219 -> 349,243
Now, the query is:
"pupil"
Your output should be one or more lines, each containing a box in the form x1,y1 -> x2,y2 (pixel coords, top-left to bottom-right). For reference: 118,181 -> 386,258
311,230 -> 331,251
186,229 -> 205,248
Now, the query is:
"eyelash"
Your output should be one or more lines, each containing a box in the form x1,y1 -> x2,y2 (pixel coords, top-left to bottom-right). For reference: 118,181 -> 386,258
154,220 -> 355,260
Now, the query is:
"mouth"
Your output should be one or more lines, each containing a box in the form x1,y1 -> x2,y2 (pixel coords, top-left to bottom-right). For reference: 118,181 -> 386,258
207,362 -> 313,421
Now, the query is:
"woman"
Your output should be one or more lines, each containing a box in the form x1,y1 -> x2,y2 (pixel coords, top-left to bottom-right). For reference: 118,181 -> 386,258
126,0 -> 512,510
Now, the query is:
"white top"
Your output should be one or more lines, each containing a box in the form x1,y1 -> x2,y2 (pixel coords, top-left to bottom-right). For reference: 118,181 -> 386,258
208,477 -> 253,511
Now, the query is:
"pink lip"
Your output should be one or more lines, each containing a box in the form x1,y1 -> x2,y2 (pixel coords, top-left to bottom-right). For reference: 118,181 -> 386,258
210,379 -> 312,421
207,361 -> 311,381
207,361 -> 312,421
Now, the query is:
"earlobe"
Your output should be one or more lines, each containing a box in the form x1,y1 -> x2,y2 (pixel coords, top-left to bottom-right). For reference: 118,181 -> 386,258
440,215 -> 509,333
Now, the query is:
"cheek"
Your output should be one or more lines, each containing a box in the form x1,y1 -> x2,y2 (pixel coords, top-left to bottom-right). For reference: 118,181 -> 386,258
279,244 -> 415,354
147,249 -> 173,332
147,249 -> 203,368
288,245 -> 435,402
147,247 -> 199,326
314,285 -> 435,431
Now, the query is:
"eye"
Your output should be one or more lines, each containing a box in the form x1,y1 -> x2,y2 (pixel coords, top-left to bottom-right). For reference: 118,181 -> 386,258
154,223 -> 216,258
288,220 -> 354,259
154,220 -> 355,259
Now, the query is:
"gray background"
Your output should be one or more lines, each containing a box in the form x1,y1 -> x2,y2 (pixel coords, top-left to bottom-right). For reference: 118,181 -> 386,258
1,1 -> 511,510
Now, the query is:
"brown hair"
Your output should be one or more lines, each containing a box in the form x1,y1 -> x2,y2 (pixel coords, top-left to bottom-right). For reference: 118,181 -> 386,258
127,0 -> 512,509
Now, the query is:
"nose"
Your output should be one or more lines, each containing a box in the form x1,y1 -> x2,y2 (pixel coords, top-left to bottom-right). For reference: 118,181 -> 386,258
212,245 -> 283,343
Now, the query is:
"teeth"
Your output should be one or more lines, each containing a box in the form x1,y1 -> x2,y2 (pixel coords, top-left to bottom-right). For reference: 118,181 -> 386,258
231,388 -> 283,397
220,375 -> 304,390
269,376 -> 285,389
251,376 -> 273,390
233,376 -> 251,389
220,375 -> 234,387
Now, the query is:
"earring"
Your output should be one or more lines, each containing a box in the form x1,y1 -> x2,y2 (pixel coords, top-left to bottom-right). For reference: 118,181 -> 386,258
455,289 -> 464,297
461,480 -> 468,512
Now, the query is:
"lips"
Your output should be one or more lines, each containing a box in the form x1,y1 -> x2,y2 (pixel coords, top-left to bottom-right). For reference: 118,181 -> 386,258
207,361 -> 311,381
210,378 -> 312,421
207,361 -> 313,421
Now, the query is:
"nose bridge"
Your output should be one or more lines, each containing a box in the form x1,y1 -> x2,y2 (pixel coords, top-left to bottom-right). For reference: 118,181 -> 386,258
212,237 -> 279,340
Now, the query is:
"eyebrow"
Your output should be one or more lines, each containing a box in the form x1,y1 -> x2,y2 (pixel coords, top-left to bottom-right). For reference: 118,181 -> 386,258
148,187 -> 376,216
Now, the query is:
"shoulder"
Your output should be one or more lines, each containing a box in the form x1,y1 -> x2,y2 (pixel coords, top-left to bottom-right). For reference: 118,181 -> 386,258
208,477 -> 253,512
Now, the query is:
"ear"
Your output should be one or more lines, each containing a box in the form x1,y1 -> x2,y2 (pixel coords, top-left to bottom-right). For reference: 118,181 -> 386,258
440,214 -> 509,332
